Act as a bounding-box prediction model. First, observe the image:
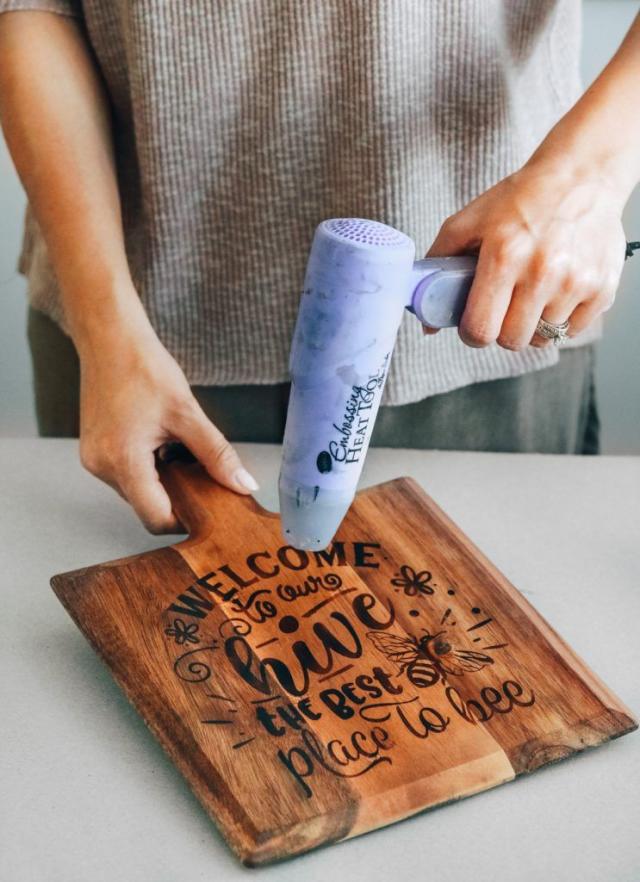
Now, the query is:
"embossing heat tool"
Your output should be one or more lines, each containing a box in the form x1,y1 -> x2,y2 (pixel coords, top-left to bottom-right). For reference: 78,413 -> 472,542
279,218 -> 477,550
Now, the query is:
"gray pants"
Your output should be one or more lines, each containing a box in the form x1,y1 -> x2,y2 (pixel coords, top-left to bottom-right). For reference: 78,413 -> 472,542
27,306 -> 599,454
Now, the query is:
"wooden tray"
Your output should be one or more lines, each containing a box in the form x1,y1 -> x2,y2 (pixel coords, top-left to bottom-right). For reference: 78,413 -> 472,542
51,455 -> 637,865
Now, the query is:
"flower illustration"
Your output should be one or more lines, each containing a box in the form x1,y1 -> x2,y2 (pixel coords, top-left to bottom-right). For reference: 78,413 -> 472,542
164,618 -> 200,645
390,565 -> 435,597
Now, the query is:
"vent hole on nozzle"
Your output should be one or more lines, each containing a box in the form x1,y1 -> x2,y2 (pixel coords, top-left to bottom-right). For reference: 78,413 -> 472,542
326,218 -> 408,247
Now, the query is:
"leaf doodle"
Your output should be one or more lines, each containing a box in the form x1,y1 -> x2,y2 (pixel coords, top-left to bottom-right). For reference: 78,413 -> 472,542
164,618 -> 200,645
390,565 -> 435,597
218,617 -> 253,640
173,642 -> 219,683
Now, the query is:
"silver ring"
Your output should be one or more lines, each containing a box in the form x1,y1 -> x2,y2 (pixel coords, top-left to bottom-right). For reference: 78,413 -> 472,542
536,317 -> 570,346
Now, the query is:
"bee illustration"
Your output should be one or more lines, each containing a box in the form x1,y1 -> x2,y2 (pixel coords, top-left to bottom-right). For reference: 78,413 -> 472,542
366,629 -> 495,685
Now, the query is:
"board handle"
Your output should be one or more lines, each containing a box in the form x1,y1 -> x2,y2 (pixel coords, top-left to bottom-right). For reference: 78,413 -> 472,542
156,442 -> 269,540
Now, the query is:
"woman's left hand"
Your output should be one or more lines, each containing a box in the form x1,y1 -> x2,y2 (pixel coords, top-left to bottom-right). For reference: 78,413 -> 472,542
425,160 -> 627,349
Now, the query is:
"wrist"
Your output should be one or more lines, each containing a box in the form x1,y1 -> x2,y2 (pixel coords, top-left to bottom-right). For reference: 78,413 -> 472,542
66,278 -> 159,362
521,146 -> 634,212
523,115 -> 640,211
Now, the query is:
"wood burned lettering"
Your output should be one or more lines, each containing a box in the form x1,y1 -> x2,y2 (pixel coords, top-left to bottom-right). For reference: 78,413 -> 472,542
162,543 -> 535,801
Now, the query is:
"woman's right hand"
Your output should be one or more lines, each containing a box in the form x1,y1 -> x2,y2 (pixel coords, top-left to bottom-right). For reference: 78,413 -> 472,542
77,318 -> 259,534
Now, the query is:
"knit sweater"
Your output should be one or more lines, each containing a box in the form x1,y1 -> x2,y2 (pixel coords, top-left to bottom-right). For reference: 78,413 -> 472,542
1,0 -> 595,405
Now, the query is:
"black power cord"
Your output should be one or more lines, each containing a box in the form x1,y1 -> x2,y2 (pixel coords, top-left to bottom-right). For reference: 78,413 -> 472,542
625,240 -> 640,260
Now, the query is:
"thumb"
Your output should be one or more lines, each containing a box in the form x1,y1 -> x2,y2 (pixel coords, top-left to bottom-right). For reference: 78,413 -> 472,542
421,211 -> 478,336
426,211 -> 478,258
176,404 -> 259,495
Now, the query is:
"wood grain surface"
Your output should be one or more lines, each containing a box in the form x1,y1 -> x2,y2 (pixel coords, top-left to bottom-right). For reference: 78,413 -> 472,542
51,455 -> 637,865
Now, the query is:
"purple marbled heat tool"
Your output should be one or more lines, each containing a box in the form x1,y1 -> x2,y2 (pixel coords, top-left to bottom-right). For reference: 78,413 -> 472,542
279,218 -> 476,550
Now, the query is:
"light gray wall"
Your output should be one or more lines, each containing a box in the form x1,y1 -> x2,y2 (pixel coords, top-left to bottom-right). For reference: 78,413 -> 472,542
1,1 -> 639,449
582,1 -> 640,454
0,114 -> 33,436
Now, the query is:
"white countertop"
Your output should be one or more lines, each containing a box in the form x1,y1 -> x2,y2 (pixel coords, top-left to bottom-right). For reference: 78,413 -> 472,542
1,439 -> 638,882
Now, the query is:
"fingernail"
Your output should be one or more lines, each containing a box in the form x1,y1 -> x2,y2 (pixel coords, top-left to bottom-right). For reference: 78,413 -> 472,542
233,467 -> 259,492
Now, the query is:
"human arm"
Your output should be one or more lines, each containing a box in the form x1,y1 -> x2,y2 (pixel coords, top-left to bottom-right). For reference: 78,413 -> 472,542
0,10 -> 258,532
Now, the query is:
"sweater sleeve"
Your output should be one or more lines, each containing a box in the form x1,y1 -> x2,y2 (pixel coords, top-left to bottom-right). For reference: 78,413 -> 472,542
0,0 -> 80,17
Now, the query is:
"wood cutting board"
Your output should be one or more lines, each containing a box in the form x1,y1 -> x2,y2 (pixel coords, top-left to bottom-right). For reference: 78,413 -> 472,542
51,450 -> 637,866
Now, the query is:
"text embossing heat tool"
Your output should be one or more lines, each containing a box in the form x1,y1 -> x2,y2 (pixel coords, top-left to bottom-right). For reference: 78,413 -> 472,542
278,218 -> 477,550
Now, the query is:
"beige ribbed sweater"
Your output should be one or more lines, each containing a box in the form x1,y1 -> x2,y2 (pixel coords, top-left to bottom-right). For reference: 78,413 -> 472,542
2,0 -> 595,405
